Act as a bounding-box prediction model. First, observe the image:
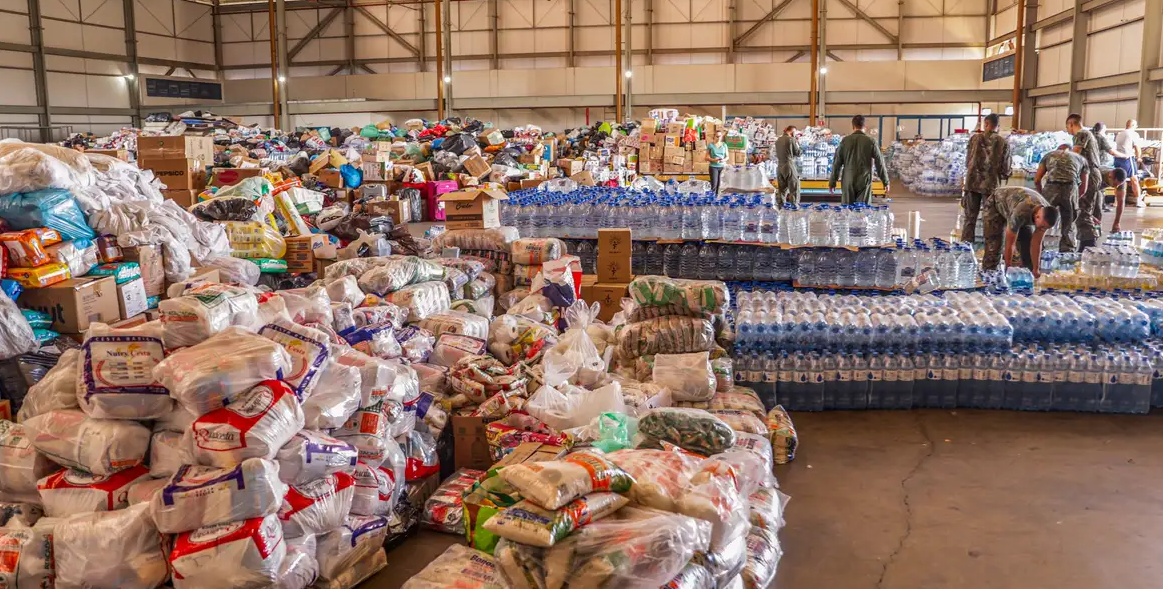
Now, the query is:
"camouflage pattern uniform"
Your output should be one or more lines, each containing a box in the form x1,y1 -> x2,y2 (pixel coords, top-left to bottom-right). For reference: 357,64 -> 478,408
772,134 -> 802,206
983,186 -> 1049,270
961,130 -> 1011,243
1038,149 -> 1087,252
1073,128 -> 1103,245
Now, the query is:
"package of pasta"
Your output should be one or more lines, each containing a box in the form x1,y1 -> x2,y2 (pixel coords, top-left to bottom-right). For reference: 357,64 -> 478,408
435,257 -> 485,281
451,295 -> 495,319
154,327 -> 293,416
483,491 -> 626,548
417,310 -> 489,340
607,449 -> 701,511
386,281 -> 451,321
664,563 -> 717,589
448,355 -> 528,404
626,276 -> 730,318
401,544 -> 508,589
422,468 -> 484,534
510,238 -> 565,266
615,316 -> 715,359
741,525 -> 782,589
498,451 -> 634,510
638,408 -> 736,456
78,321 -> 172,420
219,220 -> 287,259
766,405 -> 798,465
432,227 -> 520,253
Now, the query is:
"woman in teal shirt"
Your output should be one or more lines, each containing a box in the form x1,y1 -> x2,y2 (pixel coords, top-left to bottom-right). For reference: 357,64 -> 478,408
708,130 -> 728,193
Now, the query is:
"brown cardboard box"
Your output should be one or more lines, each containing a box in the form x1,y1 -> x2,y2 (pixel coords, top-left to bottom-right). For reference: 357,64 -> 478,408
116,277 -> 148,319
493,442 -> 568,469
453,415 -> 492,471
682,156 -> 694,174
314,257 -> 338,277
121,245 -> 164,297
695,140 -> 708,151
638,161 -> 655,175
663,134 -> 681,147
693,149 -> 709,163
667,154 -> 686,166
570,171 -> 596,186
440,188 -> 507,230
598,228 -> 632,282
162,189 -> 197,208
463,155 -> 490,177
730,150 -> 747,165
693,162 -> 711,174
590,281 -> 632,321
414,162 -> 435,182
520,179 -> 547,190
317,169 -> 344,189
579,274 -> 599,303
19,276 -> 119,333
663,163 -> 683,174
137,136 -> 214,162
139,158 -> 203,190
285,234 -> 330,273
557,159 -> 585,175
164,266 -> 220,297
666,122 -> 684,134
364,200 -> 410,226
210,167 -> 263,187
88,149 -> 130,161
640,118 -> 657,134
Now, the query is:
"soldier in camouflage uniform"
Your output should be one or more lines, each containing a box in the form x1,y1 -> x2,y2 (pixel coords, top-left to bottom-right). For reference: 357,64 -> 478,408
1034,144 -> 1089,252
960,114 -> 1011,243
982,186 -> 1059,274
1067,113 -> 1104,249
772,126 -> 803,206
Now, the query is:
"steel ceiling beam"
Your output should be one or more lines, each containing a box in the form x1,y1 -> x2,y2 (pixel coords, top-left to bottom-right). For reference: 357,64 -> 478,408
288,7 -> 343,60
733,0 -> 796,48
785,50 -> 806,61
354,5 -> 420,56
834,0 -> 898,44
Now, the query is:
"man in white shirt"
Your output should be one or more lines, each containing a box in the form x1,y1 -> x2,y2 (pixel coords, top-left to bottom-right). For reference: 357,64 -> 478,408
1114,119 -> 1143,207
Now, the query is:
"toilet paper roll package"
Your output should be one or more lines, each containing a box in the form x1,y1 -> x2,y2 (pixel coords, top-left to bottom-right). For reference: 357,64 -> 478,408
52,504 -> 169,589
154,327 -> 293,417
315,515 -> 389,581
22,409 -> 150,476
37,464 -> 151,517
149,430 -> 195,479
77,321 -> 173,420
190,380 -> 305,467
0,419 -> 62,503
278,472 -> 356,537
171,513 -> 287,589
275,430 -> 359,486
0,525 -> 53,589
259,320 -> 333,401
151,458 -> 287,533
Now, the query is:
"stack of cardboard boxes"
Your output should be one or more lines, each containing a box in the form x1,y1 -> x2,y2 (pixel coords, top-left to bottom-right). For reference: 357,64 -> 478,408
580,228 -> 634,322
636,119 -> 714,176
137,136 -> 214,207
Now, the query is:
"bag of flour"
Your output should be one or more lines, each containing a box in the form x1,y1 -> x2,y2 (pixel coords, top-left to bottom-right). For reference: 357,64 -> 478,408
53,503 -> 169,589
0,420 -> 61,503
126,477 -> 168,506
77,322 -> 173,420
154,327 -> 293,416
302,356 -> 361,430
271,535 -> 319,589
37,464 -> 152,517
315,515 -> 389,581
275,430 -> 359,487
278,472 -> 355,538
16,348 -> 80,423
335,423 -> 390,469
149,430 -> 194,478
22,409 -> 150,475
330,347 -> 389,408
171,513 -> 286,589
259,320 -> 333,401
151,457 -> 287,533
0,525 -> 53,589
160,284 -> 260,347
191,380 -> 305,467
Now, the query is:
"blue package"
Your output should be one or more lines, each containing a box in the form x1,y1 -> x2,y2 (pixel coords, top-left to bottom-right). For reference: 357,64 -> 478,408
0,188 -> 96,241
1,279 -> 23,301
339,164 -> 363,189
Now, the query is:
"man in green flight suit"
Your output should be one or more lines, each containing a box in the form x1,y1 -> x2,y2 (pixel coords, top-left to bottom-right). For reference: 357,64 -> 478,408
828,115 -> 890,205
772,125 -> 802,206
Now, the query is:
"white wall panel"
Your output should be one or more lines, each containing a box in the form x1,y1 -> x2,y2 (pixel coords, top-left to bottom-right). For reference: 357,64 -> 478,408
1036,42 -> 1070,86
0,13 -> 30,45
1034,105 -> 1067,131
1085,21 -> 1142,78
0,68 -> 38,105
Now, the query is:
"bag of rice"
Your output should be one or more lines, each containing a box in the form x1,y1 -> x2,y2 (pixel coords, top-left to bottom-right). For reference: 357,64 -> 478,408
278,472 -> 356,537
276,430 -> 359,486
76,322 -> 172,420
170,514 -> 286,589
53,503 -> 169,589
160,284 -> 259,347
766,405 -> 798,465
0,420 -> 61,503
150,430 -> 194,478
150,458 -> 287,533
638,408 -> 736,456
402,544 -> 507,589
325,275 -> 364,307
0,502 -> 42,527
191,380 -> 305,467
154,327 -> 293,417
422,468 -> 483,534
607,449 -> 701,512
499,452 -> 634,510
707,409 -> 769,436
741,525 -> 782,589
316,515 -> 389,581
483,492 -> 626,548
0,525 -> 52,589
22,409 -> 150,475
259,320 -> 333,400
36,465 -> 152,517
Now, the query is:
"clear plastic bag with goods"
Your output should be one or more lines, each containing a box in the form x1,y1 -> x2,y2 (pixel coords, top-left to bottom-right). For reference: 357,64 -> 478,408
150,457 -> 288,533
387,281 -> 451,321
334,405 -> 393,467
190,380 -> 305,467
205,254 -> 262,285
154,327 -> 292,416
766,405 -> 798,464
278,471 -> 356,537
159,284 -> 260,348
741,526 -> 782,589
653,352 -> 716,403
506,292 -> 555,324
402,544 -> 508,589
542,300 -> 607,387
220,220 -> 287,259
616,316 -> 716,358
422,468 -> 484,534
51,503 -> 169,589
351,303 -> 409,329
154,404 -> 198,433
483,492 -> 628,548
529,257 -> 578,308
0,188 -> 95,241
498,451 -> 634,510
16,348 -> 80,422
77,322 -> 173,420
315,515 -> 390,582
626,276 -> 730,319
435,257 -> 485,281
0,146 -> 79,194
126,477 -> 168,506
486,315 -> 558,366
0,420 -> 61,503
510,238 -> 565,265
429,334 -> 487,368
46,238 -> 98,277
678,458 -> 752,550
417,310 -> 489,340
637,407 -> 737,456
450,295 -> 495,319
694,532 -> 747,586
258,320 -> 333,400
22,409 -> 150,475
432,227 -> 520,253
441,266 -> 469,298
0,524 -> 53,589
748,486 -> 789,533
273,535 -> 319,589
301,358 -> 362,430
276,430 -> 359,486
280,284 -> 335,326
447,355 -> 529,404
0,290 -> 37,361
150,429 -> 195,478
36,465 -> 152,517
322,257 -> 390,282
607,448 -> 702,512
398,428 -> 439,481
525,381 -> 624,432
730,431 -> 775,476
170,513 -> 287,589
325,275 -> 365,307
338,230 -> 391,260
350,458 -> 400,516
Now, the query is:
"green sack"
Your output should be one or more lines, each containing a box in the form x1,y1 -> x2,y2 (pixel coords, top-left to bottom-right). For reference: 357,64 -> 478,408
250,258 -> 287,273
591,412 -> 635,453
360,124 -> 380,138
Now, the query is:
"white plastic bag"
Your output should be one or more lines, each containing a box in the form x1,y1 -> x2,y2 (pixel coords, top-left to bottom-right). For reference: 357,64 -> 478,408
271,535 -> 319,589
278,472 -> 355,537
153,404 -> 199,433
53,503 -> 170,589
191,380 -> 305,467
154,327 -> 292,416
417,310 -> 490,340
127,477 -> 168,506
280,285 -> 333,325
275,430 -> 359,486
654,352 -> 716,402
541,301 -> 606,387
23,409 -> 150,475
77,321 -> 173,420
349,460 -> 397,516
16,348 -> 80,423
403,544 -> 507,589
325,276 -> 364,307
386,281 -> 451,321
301,358 -> 361,431
150,457 -> 288,533
524,382 -> 624,432
0,291 -> 37,361
171,514 -> 287,589
0,525 -> 53,589
315,515 -> 389,581
150,429 -> 193,479
36,465 -> 152,517
259,320 -> 333,400
0,420 -> 61,503
160,284 -> 260,347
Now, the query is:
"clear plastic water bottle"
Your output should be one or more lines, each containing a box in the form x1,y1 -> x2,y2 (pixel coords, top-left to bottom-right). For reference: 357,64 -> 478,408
809,206 -> 830,246
698,243 -> 718,280
875,249 -> 897,289
831,206 -> 849,247
847,205 -> 867,247
735,245 -> 755,282
679,242 -> 699,279
854,250 -> 877,288
717,243 -> 736,281
663,243 -> 683,277
742,200 -> 760,242
836,250 -> 856,287
644,242 -> 663,275
758,205 -> 777,244
722,203 -> 743,242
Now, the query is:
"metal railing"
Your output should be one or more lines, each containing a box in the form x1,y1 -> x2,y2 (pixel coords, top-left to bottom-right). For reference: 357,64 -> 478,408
0,125 -> 76,143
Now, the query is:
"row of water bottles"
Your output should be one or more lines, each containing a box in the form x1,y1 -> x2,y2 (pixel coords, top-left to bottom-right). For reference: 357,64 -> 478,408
1080,245 -> 1141,278
795,204 -> 895,247
591,241 -> 799,282
735,344 -> 1159,414
794,248 -> 897,288
991,292 -> 1153,343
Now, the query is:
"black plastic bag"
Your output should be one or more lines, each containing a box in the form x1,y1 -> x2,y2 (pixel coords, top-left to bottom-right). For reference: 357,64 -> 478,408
328,212 -> 394,242
439,133 -> 477,156
190,197 -> 259,222
492,152 -> 518,168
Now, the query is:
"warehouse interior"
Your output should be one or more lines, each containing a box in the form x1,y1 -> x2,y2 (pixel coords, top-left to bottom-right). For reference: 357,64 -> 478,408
1,0 -> 1163,587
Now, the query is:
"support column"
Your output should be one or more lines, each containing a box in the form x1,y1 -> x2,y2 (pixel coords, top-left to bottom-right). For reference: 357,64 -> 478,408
625,0 -> 632,120
435,0 -> 444,118
727,0 -> 736,64
896,0 -> 903,60
27,0 -> 50,141
1067,0 -> 1088,115
443,0 -> 452,115
809,0 -> 818,124
818,0 -> 827,122
567,0 -> 575,66
276,0 -> 289,130
489,0 -> 498,70
1017,0 -> 1038,130
1137,0 -> 1162,126
419,3 -> 426,69
615,0 -> 623,122
212,0 -> 224,79
267,0 -> 280,124
345,1 -> 355,74
123,0 -> 141,127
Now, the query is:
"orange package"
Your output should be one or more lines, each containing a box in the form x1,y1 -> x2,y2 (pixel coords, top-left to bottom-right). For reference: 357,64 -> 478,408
1,228 -> 62,268
7,262 -> 71,288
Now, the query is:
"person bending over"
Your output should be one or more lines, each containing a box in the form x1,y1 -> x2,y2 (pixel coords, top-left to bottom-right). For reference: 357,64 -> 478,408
982,186 -> 1059,277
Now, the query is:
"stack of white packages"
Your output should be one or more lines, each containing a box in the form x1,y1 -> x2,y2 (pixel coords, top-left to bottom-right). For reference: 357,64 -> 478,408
0,274 -> 425,589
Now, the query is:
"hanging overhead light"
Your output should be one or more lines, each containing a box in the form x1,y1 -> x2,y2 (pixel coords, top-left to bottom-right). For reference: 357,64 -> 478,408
1004,105 -> 1014,116
277,75 -> 285,83
981,108 -> 993,115
624,70 -> 633,78
123,74 -> 135,81
819,67 -> 828,74
443,76 -> 451,83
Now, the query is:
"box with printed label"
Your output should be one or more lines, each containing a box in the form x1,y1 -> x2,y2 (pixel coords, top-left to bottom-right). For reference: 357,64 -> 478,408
316,169 -> 344,189
121,245 -> 164,297
590,281 -> 632,321
439,189 -> 508,230
88,149 -> 130,161
139,158 -> 204,190
19,275 -> 119,333
284,234 -> 330,273
209,167 -> 263,187
597,228 -> 632,283
116,277 -> 148,319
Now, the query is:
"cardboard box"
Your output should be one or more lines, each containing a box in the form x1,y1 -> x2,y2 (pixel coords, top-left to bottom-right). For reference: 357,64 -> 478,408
663,134 -> 681,147
164,266 -> 220,296
579,274 -> 599,303
493,441 -> 568,469
364,200 -> 410,226
667,154 -> 686,166
116,277 -> 148,319
19,276 -> 119,333
640,118 -> 657,134
284,234 -> 330,273
210,167 -> 263,187
693,162 -> 711,174
463,155 -> 490,177
361,161 -> 386,181
693,149 -> 709,163
139,158 -> 203,190
88,149 -> 130,161
121,245 -> 164,298
557,159 -> 585,175
453,415 -> 492,471
110,313 -> 149,329
317,169 -> 344,189
137,136 -> 214,162
162,189 -> 197,208
598,228 -> 633,283
571,171 -> 596,186
590,281 -> 632,321
519,179 -> 547,190
440,188 -> 507,230
682,157 -> 694,173
666,122 -> 684,134
414,162 -> 435,182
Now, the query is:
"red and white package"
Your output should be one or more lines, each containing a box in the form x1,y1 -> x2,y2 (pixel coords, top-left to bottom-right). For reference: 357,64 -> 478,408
37,464 -> 152,517
335,405 -> 392,469
278,472 -> 355,538
191,380 -> 305,468
259,320 -> 333,401
171,514 -> 286,589
0,525 -> 52,589
349,462 -> 393,516
315,515 -> 389,582
275,430 -> 359,486
333,347 -> 391,408
127,477 -> 168,506
150,458 -> 287,534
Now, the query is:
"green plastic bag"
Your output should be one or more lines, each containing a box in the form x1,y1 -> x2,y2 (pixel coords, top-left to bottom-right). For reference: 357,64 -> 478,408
591,412 -> 636,453
360,124 -> 380,138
